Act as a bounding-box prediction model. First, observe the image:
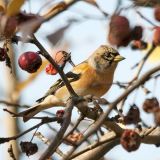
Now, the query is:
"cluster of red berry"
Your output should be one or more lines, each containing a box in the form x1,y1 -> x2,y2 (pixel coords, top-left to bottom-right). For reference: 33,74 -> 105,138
15,50 -> 69,74
120,97 -> 160,152
56,109 -> 65,124
0,48 -> 7,62
153,6 -> 160,45
108,6 -> 160,49
108,15 -> 143,47
120,129 -> 141,152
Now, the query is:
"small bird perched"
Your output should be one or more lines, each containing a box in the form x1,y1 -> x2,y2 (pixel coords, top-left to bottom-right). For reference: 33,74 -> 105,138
17,45 -> 125,121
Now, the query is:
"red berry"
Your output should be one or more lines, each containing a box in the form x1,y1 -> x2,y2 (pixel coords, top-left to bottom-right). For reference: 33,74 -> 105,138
54,51 -> 69,66
131,26 -> 143,40
45,51 -> 70,75
108,15 -> 131,47
56,110 -> 65,124
154,6 -> 160,21
0,48 -> 6,61
45,63 -> 57,75
18,51 -> 42,73
120,129 -> 141,152
110,15 -> 130,28
143,97 -> 159,113
131,40 -> 147,50
56,110 -> 65,118
153,27 -> 160,45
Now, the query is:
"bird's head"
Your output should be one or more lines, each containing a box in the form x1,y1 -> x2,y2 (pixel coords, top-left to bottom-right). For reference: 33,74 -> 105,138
88,45 -> 125,73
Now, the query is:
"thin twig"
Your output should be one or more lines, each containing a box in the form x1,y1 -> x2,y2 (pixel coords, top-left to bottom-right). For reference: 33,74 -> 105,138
119,44 -> 156,110
0,117 -> 59,144
31,34 -> 77,97
133,44 -> 156,79
39,98 -> 74,160
70,132 -> 116,159
35,132 -> 66,158
136,10 -> 157,27
64,114 -> 84,139
0,100 -> 30,108
63,64 -> 160,159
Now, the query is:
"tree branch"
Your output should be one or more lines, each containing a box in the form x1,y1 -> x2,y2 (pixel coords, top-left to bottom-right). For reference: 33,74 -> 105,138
39,98 -> 74,160
64,64 -> 160,159
31,34 -> 77,97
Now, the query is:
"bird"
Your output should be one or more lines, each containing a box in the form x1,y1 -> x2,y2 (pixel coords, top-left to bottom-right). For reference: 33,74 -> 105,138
17,45 -> 125,122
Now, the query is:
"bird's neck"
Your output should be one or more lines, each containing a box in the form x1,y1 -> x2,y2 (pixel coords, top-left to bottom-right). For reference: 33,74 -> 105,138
87,57 -> 117,74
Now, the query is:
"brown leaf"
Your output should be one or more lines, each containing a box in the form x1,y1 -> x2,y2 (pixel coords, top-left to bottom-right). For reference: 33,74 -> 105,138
7,0 -> 25,16
65,132 -> 83,145
0,0 -> 5,12
18,16 -> 43,40
85,0 -> 98,7
17,12 -> 40,25
20,141 -> 38,156
47,24 -> 70,46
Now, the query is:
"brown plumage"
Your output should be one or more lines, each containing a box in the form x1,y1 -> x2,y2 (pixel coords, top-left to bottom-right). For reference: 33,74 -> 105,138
17,45 -> 125,122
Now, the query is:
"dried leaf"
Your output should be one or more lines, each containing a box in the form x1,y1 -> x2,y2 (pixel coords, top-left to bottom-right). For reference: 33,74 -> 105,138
0,0 -> 5,12
85,0 -> 98,7
43,2 -> 66,20
17,12 -> 40,25
65,132 -> 83,145
20,141 -> 38,156
7,0 -> 25,17
47,24 -> 70,46
19,16 -> 43,40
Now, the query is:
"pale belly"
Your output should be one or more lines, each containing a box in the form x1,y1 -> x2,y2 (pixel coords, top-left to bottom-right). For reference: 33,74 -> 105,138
55,82 -> 111,102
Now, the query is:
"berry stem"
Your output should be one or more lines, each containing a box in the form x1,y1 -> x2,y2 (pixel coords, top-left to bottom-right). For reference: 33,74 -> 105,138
31,34 -> 78,97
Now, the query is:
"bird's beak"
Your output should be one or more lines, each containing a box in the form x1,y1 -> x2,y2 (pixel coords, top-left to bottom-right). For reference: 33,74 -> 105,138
113,55 -> 125,62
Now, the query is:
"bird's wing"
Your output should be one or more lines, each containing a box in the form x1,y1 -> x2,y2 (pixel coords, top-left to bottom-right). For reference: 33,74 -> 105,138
36,71 -> 81,103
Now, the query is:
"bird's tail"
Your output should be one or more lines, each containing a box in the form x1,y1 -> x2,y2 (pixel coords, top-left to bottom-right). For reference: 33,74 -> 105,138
17,105 -> 44,122
17,95 -> 65,122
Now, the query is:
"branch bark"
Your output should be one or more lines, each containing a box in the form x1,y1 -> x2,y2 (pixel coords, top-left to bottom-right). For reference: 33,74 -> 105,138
39,98 -> 74,160
64,64 -> 160,159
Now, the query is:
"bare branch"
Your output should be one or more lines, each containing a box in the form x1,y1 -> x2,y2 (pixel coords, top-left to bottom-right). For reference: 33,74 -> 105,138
31,34 -> 77,97
0,117 -> 59,144
64,64 -> 160,159
39,98 -> 74,160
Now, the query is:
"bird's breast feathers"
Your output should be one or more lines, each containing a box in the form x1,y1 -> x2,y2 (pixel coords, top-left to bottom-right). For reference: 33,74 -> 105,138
55,62 -> 114,101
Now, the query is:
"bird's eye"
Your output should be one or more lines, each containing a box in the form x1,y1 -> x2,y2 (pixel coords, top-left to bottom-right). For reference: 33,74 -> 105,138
102,53 -> 114,61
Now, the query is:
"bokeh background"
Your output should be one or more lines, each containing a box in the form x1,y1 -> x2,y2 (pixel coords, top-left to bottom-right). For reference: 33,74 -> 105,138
0,0 -> 160,159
